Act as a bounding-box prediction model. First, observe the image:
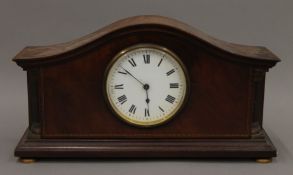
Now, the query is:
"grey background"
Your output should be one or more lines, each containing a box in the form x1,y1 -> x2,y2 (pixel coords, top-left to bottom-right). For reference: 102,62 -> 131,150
0,0 -> 292,174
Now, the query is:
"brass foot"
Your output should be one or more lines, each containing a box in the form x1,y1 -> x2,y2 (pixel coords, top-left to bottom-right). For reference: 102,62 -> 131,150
18,158 -> 36,163
256,158 -> 272,163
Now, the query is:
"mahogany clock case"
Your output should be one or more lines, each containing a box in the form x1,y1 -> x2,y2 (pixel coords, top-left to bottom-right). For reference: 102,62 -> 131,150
13,16 -> 280,159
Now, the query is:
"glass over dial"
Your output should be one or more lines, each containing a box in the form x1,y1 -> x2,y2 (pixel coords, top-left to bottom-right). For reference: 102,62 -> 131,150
105,44 -> 187,127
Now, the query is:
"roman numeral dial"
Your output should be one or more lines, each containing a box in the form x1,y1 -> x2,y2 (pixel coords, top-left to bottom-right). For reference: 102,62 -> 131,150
106,44 -> 187,127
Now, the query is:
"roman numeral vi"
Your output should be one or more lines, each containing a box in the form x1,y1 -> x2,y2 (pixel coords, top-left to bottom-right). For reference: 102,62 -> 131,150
145,108 -> 150,117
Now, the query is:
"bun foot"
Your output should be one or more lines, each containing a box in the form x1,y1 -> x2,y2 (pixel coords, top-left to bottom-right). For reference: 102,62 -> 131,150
18,158 -> 36,163
256,158 -> 272,163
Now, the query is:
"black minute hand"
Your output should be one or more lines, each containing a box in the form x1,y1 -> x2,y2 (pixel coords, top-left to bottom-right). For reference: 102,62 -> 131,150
145,88 -> 150,109
122,67 -> 144,86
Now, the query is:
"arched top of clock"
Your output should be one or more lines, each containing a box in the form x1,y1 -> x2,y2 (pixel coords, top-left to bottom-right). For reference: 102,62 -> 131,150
13,15 -> 280,68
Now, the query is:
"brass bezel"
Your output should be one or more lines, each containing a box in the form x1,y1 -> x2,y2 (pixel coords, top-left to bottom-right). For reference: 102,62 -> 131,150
104,43 -> 189,127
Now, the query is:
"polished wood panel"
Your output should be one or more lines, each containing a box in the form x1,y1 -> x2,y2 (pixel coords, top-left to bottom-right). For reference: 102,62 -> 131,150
39,30 -> 251,138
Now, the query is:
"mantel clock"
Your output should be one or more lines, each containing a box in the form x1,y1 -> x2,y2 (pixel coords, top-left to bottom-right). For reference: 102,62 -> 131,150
13,16 -> 280,162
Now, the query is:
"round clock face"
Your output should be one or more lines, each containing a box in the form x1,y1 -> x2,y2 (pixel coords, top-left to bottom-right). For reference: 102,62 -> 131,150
105,44 -> 188,127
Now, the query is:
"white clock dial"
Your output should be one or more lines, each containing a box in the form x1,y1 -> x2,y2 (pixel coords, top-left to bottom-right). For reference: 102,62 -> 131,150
105,44 -> 188,127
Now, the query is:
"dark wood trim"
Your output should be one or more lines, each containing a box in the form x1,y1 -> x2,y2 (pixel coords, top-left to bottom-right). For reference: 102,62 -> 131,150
251,68 -> 267,135
15,128 -> 276,158
27,69 -> 41,134
12,15 -> 280,65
